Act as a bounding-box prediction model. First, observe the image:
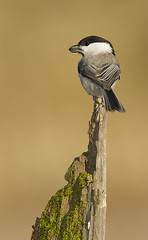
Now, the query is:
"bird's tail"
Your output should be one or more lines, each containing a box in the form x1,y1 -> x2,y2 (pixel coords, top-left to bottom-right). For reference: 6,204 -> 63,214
103,89 -> 125,112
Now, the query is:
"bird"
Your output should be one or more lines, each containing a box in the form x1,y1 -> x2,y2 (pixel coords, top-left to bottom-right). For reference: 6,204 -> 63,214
69,36 -> 125,112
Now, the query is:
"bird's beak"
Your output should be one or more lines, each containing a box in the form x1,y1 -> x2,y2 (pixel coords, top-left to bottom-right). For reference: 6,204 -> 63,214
69,45 -> 82,53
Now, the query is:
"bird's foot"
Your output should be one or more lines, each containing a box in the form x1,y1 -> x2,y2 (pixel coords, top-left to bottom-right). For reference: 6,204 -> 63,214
93,97 -> 104,114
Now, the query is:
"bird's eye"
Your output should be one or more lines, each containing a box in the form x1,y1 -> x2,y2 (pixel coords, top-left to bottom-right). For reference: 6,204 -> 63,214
85,43 -> 89,46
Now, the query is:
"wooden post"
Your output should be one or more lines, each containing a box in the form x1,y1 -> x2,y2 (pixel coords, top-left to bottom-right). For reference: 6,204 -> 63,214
86,101 -> 107,240
31,99 -> 107,240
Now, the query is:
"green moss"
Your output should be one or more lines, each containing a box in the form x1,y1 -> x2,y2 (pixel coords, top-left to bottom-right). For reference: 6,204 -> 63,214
61,204 -> 84,240
38,171 -> 89,240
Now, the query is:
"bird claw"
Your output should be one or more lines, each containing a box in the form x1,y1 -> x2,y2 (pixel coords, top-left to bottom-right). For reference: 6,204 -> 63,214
93,97 -> 105,114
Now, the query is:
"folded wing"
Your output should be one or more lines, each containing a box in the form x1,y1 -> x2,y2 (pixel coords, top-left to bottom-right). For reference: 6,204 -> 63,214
78,62 -> 120,90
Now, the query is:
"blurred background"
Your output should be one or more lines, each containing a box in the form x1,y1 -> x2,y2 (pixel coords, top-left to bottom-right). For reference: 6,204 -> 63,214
0,0 -> 148,239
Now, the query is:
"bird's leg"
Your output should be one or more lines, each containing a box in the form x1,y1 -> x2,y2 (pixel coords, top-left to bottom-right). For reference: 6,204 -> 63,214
93,97 -> 104,113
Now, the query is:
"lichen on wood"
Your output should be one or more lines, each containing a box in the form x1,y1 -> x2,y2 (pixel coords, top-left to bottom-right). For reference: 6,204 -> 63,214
32,156 -> 89,240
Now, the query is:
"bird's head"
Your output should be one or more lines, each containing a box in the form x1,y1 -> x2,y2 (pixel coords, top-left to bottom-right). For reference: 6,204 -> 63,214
69,36 -> 115,56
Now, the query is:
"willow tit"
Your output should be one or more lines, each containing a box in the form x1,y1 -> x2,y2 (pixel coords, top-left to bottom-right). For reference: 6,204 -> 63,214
69,36 -> 125,112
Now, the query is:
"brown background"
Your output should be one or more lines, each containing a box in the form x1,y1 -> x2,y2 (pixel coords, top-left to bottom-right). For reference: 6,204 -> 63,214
0,0 -> 148,239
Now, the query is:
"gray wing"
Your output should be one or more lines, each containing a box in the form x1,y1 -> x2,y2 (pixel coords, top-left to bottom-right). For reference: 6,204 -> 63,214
78,62 -> 120,90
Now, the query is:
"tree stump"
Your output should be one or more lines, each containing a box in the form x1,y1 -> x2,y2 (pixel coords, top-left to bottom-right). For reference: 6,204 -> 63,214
31,99 -> 107,240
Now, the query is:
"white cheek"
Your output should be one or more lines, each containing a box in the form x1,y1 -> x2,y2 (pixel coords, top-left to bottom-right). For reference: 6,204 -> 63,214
82,42 -> 112,55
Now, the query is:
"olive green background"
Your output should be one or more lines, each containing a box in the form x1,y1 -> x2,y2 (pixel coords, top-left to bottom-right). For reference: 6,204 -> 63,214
0,0 -> 148,239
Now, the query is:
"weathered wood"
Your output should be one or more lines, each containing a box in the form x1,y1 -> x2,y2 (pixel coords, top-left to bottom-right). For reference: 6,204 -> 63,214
31,99 -> 107,240
86,102 -> 107,240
